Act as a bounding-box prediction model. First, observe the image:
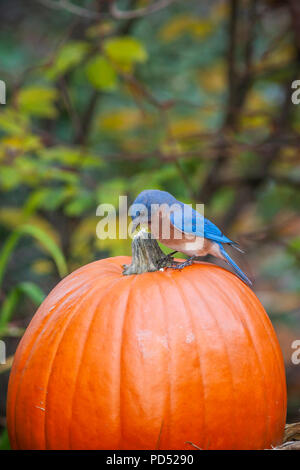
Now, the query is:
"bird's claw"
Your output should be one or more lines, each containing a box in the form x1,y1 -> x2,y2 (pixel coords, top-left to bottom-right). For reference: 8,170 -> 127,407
170,256 -> 196,270
157,252 -> 178,269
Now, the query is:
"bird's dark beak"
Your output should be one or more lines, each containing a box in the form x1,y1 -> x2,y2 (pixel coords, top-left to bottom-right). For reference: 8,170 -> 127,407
131,220 -> 140,234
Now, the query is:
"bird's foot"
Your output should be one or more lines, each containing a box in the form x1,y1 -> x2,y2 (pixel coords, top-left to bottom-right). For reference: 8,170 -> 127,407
170,256 -> 196,270
157,251 -> 178,269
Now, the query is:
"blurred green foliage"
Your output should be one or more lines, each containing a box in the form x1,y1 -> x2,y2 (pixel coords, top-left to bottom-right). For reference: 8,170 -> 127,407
0,428 -> 10,450
0,0 -> 300,433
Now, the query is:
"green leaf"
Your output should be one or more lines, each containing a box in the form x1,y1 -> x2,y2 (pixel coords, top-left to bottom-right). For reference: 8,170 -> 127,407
97,179 -> 127,206
0,109 -> 29,136
0,282 -> 45,336
23,189 -> 53,217
46,41 -> 89,80
47,167 -> 79,185
38,145 -> 103,170
65,192 -> 94,216
0,224 -> 68,290
17,86 -> 58,118
39,146 -> 79,164
210,187 -> 235,215
17,281 -> 46,305
0,231 -> 23,290
36,187 -> 71,211
15,224 -> 68,278
0,289 -> 19,336
104,36 -> 148,70
0,429 -> 10,450
0,191 -> 50,288
0,166 -> 21,191
288,237 -> 300,252
85,55 -> 118,91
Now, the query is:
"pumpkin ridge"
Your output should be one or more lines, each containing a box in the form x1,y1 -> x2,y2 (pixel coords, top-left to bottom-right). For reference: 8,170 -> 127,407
45,277 -> 120,449
154,276 -> 172,448
169,272 -> 206,450
213,278 -> 270,448
44,287 -> 103,450
11,276 -> 97,449
183,269 -> 239,449
43,277 -> 117,449
117,274 -> 139,450
248,289 -> 287,390
246,290 -> 287,437
66,275 -> 126,450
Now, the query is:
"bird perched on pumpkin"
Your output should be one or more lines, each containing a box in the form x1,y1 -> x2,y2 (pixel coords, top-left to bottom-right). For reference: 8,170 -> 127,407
130,189 -> 252,285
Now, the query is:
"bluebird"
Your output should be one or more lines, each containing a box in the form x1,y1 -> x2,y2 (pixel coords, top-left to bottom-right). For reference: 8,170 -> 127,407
130,189 -> 252,286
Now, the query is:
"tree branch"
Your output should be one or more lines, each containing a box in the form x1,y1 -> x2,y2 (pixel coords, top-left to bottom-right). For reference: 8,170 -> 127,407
36,0 -> 102,19
109,0 -> 178,20
221,70 -> 300,230
74,90 -> 100,146
198,0 -> 246,203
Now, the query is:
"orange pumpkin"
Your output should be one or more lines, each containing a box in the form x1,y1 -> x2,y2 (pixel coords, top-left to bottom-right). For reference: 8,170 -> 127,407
7,255 -> 286,450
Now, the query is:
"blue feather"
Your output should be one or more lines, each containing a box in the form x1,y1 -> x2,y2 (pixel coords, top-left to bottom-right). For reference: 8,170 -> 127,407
218,244 -> 252,286
170,203 -> 233,244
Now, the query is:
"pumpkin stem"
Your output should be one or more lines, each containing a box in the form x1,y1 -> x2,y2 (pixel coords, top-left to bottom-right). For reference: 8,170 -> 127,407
122,229 -> 174,275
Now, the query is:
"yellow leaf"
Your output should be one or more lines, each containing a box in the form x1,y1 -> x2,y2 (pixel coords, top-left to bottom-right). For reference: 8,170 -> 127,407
159,15 -> 213,42
0,355 -> 14,374
256,44 -> 297,72
86,22 -> 115,38
104,36 -> 147,72
119,137 -> 148,153
210,1 -> 229,21
240,114 -> 270,129
160,140 -> 183,156
241,91 -> 272,129
292,121 -> 300,133
0,109 -> 29,136
17,86 -> 58,118
1,135 -> 42,156
98,108 -> 143,132
95,218 -> 132,257
169,118 -> 206,138
244,91 -> 271,112
85,55 -> 118,90
70,217 -> 98,265
198,62 -> 226,93
280,147 -> 298,161
31,259 -> 54,275
46,41 -> 89,80
0,208 -> 60,245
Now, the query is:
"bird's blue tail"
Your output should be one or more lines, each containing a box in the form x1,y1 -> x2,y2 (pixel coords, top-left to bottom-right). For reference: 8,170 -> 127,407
218,244 -> 252,286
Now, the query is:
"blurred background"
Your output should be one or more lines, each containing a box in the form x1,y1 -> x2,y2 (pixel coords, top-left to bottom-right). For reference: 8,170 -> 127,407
0,0 -> 299,448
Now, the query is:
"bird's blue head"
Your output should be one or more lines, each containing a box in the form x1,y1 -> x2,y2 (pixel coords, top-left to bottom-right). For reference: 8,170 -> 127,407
129,189 -> 177,231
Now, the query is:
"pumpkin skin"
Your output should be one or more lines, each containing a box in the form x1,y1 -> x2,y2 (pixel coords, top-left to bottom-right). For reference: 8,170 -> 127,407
7,257 -> 286,450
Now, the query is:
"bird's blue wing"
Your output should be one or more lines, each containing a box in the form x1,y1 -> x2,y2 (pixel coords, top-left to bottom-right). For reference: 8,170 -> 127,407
169,204 -> 204,236
169,203 -> 233,244
204,217 -> 233,244
218,244 -> 252,285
